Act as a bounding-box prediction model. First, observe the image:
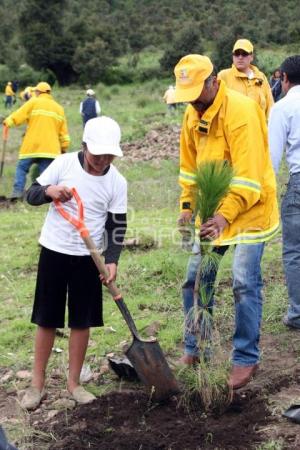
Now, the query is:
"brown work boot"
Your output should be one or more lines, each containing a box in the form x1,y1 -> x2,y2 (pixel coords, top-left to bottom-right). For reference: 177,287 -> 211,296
228,364 -> 258,389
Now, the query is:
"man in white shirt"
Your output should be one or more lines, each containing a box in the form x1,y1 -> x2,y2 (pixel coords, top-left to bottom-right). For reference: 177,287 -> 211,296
21,117 -> 127,410
268,55 -> 300,330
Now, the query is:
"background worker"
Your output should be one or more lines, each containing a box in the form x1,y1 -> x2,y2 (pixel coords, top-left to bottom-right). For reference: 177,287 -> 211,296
163,85 -> 177,113
269,68 -> 282,102
174,54 -> 279,389
22,116 -> 127,410
79,88 -> 101,126
4,81 -> 15,108
3,81 -> 70,200
218,39 -> 274,119
268,55 -> 300,330
19,86 -> 35,102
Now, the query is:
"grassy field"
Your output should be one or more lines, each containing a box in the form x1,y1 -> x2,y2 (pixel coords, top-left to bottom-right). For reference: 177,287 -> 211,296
0,82 -> 291,449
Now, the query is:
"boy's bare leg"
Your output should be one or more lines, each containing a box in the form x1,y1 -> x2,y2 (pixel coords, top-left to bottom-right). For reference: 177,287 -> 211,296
32,326 -> 56,391
67,328 -> 90,393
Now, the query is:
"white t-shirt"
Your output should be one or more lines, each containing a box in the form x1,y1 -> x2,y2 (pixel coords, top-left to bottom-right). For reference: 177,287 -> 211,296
37,152 -> 127,256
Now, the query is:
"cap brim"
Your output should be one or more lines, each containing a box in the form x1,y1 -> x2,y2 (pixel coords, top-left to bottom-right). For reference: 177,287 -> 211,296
33,86 -> 50,92
87,143 -> 123,157
174,82 -> 204,103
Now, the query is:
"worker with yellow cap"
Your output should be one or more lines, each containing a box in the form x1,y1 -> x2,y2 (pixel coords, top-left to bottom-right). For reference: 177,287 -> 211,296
4,81 -> 15,108
218,39 -> 274,119
3,81 -> 70,200
19,86 -> 36,102
174,54 -> 279,389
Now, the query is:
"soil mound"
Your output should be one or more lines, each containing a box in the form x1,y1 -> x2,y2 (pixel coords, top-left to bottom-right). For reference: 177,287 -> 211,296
37,390 -> 269,450
122,125 -> 181,162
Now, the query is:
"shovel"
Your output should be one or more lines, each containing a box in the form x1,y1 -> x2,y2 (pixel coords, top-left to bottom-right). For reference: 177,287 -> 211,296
282,404 -> 300,424
0,125 -> 9,178
54,187 -> 179,401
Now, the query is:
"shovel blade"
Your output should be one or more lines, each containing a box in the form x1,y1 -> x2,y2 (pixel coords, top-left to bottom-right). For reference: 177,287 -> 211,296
126,337 -> 179,401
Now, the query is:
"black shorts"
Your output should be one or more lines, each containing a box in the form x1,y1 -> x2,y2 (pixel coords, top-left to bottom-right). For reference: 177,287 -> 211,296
32,247 -> 103,328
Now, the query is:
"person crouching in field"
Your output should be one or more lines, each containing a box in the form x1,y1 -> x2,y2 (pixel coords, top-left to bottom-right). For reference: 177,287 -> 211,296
22,116 -> 127,410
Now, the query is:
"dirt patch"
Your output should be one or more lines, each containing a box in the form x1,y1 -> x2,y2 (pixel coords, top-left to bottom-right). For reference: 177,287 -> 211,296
36,390 -> 270,450
0,334 -> 290,449
122,125 -> 180,162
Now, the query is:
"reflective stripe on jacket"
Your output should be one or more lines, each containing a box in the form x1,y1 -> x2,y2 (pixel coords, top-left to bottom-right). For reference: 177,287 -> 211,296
218,64 -> 274,119
179,80 -> 279,246
4,93 -> 70,158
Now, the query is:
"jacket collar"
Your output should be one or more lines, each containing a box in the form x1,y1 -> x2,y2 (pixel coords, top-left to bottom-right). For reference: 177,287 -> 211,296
193,80 -> 226,135
231,63 -> 261,79
38,93 -> 52,99
286,85 -> 300,96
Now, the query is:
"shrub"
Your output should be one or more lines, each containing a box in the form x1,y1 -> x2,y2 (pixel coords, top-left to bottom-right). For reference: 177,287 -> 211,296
0,64 -> 56,91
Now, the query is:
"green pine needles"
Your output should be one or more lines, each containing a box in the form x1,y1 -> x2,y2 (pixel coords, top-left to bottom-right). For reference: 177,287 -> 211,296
179,160 -> 234,411
195,160 -> 234,226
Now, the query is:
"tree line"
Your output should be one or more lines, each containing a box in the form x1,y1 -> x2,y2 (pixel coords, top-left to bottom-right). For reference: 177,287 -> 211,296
0,0 -> 299,86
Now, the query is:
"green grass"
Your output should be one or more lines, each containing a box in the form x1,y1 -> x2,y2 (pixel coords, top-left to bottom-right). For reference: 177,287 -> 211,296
0,77 -> 292,448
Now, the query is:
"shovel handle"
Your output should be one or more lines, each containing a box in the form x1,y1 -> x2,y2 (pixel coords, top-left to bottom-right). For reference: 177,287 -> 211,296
82,234 -> 139,338
54,188 -> 140,338
0,126 -> 8,177
2,125 -> 9,141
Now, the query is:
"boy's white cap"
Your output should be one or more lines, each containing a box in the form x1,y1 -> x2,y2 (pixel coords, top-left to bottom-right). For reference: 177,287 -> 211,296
83,116 -> 123,157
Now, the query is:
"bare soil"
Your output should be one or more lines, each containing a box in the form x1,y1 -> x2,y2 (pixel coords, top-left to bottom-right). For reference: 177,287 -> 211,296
1,333 -> 299,450
1,128 -> 300,448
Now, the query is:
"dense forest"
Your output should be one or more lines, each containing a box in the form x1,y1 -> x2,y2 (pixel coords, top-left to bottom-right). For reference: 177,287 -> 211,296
0,0 -> 299,86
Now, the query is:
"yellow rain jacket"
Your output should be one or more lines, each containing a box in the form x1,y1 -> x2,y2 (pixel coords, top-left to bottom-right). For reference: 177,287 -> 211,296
179,80 -> 279,246
5,84 -> 14,96
218,64 -> 274,119
4,93 -> 70,159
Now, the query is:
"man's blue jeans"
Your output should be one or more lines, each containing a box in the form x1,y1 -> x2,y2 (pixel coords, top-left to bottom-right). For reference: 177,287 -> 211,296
281,173 -> 300,328
182,241 -> 265,366
12,157 -> 53,196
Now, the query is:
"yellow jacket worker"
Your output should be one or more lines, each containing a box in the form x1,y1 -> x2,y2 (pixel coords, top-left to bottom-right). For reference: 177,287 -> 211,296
218,39 -> 274,119
174,54 -> 279,390
4,82 -> 70,199
4,81 -> 15,108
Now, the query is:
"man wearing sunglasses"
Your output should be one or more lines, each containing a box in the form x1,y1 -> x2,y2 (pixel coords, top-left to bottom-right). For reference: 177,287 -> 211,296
218,39 -> 273,119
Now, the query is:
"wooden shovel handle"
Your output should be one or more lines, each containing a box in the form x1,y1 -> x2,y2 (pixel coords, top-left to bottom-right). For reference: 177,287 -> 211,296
81,234 -> 121,299
54,188 -> 120,298
2,125 -> 9,141
54,189 -> 140,337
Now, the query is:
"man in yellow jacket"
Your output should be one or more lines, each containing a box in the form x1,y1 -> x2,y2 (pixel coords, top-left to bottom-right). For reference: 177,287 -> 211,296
174,54 -> 279,389
4,82 -> 70,199
218,39 -> 273,119
4,81 -> 15,108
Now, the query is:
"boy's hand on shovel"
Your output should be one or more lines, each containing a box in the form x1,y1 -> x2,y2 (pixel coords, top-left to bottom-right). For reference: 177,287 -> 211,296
46,185 -> 73,202
100,263 -> 117,286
